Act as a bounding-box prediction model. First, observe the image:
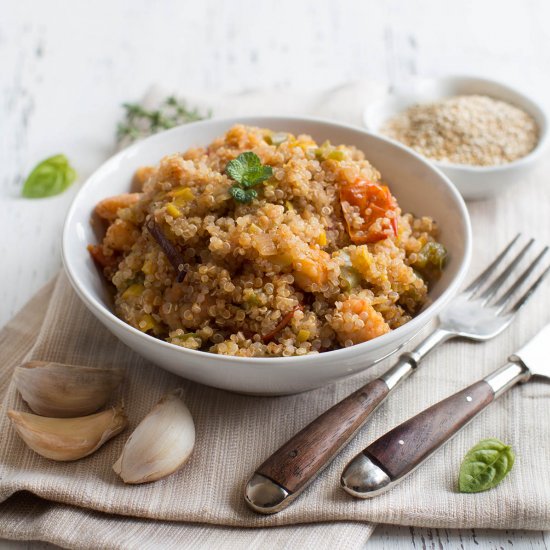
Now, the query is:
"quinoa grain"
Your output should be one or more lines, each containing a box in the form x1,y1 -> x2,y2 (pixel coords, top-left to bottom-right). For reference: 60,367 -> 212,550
382,95 -> 538,166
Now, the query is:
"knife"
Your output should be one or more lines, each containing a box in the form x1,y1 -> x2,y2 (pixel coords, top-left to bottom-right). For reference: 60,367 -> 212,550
341,323 -> 550,498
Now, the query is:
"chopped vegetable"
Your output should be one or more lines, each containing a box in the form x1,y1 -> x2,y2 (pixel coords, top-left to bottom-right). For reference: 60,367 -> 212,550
340,179 -> 398,244
142,259 -> 155,275
249,223 -> 262,234
289,139 -> 316,150
262,305 -> 302,344
22,154 -> 77,198
122,283 -> 145,299
253,233 -> 277,256
336,250 -> 362,290
138,314 -> 157,333
296,329 -> 310,343
317,231 -> 327,246
146,220 -> 186,282
166,203 -> 181,218
243,292 -> 261,307
411,241 -> 447,282
314,141 -> 346,162
328,150 -> 346,161
226,152 -> 273,203
265,132 -> 289,146
169,187 -> 195,202
314,141 -> 331,161
413,242 -> 447,273
339,266 -> 362,290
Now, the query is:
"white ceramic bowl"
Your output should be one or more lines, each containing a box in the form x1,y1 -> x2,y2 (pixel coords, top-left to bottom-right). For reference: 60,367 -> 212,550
364,76 -> 549,200
62,116 -> 471,395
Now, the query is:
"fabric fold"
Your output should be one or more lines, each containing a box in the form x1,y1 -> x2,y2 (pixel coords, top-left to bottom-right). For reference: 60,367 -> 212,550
2,265 -> 550,532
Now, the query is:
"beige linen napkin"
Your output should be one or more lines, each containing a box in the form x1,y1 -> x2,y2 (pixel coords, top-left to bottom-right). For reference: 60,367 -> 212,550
0,275 -> 375,550
2,82 -> 550,548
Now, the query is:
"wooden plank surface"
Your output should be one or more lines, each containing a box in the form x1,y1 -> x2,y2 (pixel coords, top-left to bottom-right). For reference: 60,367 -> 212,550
2,0 -> 549,547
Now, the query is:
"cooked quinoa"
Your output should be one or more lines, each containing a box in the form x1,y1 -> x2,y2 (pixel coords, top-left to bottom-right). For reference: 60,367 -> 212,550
88,125 -> 446,357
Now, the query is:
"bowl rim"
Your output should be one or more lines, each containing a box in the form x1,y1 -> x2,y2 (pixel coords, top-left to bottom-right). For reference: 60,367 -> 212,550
363,74 -> 549,173
62,114 -> 472,365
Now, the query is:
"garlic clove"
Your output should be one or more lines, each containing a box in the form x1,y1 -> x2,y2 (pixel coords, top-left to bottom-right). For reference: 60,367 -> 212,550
8,404 -> 127,461
113,389 -> 195,484
13,361 -> 124,417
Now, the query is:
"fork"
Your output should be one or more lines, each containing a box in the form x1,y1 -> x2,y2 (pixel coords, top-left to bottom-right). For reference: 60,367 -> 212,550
245,235 -> 549,514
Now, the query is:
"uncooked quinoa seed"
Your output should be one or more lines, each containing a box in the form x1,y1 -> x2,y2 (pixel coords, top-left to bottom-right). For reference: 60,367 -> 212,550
382,94 -> 538,166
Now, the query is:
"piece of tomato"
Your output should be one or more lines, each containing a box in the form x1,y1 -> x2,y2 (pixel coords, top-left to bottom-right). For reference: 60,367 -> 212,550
340,179 -> 398,244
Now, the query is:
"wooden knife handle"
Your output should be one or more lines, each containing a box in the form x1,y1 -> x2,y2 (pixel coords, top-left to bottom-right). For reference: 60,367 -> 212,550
256,377 -> 390,494
364,380 -> 494,480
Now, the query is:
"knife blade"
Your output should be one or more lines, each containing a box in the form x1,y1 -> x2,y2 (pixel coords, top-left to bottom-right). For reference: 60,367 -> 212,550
510,323 -> 550,378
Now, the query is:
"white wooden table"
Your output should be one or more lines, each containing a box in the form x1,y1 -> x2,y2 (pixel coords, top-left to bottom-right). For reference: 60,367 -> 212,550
2,0 -> 550,547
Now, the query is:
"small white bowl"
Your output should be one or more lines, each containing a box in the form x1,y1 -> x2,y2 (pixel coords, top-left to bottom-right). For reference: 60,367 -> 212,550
62,116 -> 471,395
364,76 -> 549,200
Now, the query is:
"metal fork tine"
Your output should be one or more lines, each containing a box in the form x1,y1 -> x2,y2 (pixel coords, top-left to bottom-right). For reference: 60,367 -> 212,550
479,238 -> 534,303
464,234 -> 520,295
505,264 -> 550,316
494,247 -> 549,313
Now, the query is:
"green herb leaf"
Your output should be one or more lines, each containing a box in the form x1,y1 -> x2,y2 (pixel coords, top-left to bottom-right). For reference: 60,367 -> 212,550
226,152 -> 273,189
458,438 -> 515,493
229,186 -> 257,203
22,154 -> 77,198
117,97 -> 210,144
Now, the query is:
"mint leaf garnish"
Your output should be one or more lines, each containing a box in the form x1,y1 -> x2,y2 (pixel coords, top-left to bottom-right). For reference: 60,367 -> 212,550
226,152 -> 272,203
229,186 -> 257,203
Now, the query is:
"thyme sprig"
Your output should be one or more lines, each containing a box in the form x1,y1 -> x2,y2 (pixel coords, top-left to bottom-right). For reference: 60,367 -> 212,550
117,96 -> 211,144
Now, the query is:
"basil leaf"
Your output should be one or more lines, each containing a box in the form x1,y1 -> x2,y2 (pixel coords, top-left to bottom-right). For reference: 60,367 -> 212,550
22,154 -> 77,198
226,152 -> 272,188
458,438 -> 515,493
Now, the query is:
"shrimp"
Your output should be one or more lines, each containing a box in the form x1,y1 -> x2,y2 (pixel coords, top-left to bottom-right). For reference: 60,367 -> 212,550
133,166 -> 155,189
103,219 -> 140,252
87,244 -> 119,269
332,297 -> 390,346
95,193 -> 141,221
292,250 -> 331,292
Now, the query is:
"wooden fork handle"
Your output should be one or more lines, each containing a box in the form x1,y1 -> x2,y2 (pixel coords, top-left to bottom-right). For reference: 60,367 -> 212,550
255,377 -> 390,494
